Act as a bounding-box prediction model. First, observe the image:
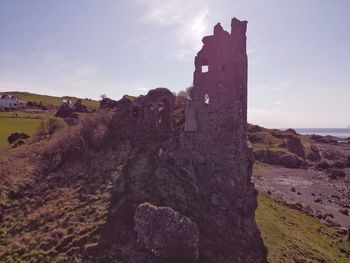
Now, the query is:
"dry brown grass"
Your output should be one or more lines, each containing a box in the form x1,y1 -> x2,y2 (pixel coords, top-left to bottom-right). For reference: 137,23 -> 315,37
41,111 -> 114,169
0,110 -> 122,262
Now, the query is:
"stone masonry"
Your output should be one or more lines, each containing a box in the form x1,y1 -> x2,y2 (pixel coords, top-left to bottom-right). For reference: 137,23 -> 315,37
100,18 -> 267,263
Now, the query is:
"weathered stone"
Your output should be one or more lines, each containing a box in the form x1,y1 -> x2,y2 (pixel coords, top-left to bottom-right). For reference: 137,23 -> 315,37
100,18 -> 267,263
314,198 -> 322,204
316,160 -> 330,170
304,206 -> 314,217
12,140 -> 25,148
324,216 -> 341,228
281,136 -> 305,158
310,134 -> 338,144
322,150 -> 342,161
99,97 -> 118,110
315,209 -> 325,219
306,145 -> 321,162
73,99 -> 88,112
134,203 -> 199,263
105,88 -> 175,145
254,149 -> 303,169
327,169 -> 346,180
8,132 -> 29,144
247,124 -> 265,133
336,228 -> 348,236
339,208 -> 349,216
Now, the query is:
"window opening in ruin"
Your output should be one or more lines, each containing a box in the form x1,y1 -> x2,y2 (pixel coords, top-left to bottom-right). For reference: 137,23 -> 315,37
158,104 -> 164,124
158,99 -> 170,126
202,65 -> 209,73
205,94 -> 210,105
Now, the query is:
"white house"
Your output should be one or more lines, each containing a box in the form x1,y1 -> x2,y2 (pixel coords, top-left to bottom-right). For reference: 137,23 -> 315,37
0,95 -> 19,108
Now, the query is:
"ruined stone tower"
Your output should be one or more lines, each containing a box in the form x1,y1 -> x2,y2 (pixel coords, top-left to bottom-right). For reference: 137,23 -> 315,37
101,17 -> 267,263
185,18 -> 249,179
185,18 -> 247,140
179,18 -> 267,262
185,18 -> 251,185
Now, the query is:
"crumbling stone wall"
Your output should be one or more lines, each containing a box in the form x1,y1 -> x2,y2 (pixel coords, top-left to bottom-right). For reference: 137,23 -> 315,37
105,88 -> 175,145
179,18 -> 266,262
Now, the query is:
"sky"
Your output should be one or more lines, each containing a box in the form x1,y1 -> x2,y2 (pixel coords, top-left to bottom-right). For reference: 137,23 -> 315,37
0,0 -> 349,128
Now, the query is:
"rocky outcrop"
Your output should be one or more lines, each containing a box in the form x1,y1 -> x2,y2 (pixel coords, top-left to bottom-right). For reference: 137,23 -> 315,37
282,138 -> 305,158
327,169 -> 346,180
134,203 -> 199,263
322,150 -> 342,161
254,149 -> 303,168
7,132 -> 29,144
73,99 -> 88,112
310,134 -> 338,144
305,145 -> 321,162
99,97 -> 118,110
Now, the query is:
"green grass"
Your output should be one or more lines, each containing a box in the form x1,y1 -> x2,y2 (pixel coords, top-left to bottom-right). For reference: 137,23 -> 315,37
0,117 -> 42,147
0,111 -> 48,118
256,193 -> 350,263
1,91 -> 99,109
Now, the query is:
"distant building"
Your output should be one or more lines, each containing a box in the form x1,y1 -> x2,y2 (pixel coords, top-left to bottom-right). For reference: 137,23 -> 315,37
0,95 -> 18,108
61,99 -> 73,108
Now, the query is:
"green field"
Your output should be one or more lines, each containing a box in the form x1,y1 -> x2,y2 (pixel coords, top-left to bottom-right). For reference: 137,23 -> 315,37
0,117 -> 42,147
1,91 -> 99,109
256,193 -> 350,263
0,111 -> 47,118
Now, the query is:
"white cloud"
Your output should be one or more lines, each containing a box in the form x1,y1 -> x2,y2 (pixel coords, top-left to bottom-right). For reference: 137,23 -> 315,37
138,0 -> 209,60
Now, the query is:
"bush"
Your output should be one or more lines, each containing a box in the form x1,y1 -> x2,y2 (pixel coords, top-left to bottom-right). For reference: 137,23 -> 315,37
43,111 -> 113,167
36,118 -> 66,138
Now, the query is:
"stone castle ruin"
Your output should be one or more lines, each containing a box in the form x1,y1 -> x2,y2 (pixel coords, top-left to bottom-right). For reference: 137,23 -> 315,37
100,18 -> 267,263
185,18 -> 247,139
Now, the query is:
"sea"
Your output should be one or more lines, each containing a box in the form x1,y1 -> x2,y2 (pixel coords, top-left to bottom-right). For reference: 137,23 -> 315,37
293,128 -> 350,139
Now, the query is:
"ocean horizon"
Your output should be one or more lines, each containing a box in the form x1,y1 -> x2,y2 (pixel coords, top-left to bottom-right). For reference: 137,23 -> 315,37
292,128 -> 350,138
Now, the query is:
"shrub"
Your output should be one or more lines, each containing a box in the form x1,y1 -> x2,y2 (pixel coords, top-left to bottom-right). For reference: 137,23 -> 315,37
43,111 -> 113,167
36,118 -> 67,138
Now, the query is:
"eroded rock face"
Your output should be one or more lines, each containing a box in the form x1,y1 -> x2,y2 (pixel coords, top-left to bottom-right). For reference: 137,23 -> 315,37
134,203 -> 199,263
254,149 -> 303,168
306,145 -> 321,162
99,97 -> 118,110
73,99 -> 88,112
100,18 -> 267,263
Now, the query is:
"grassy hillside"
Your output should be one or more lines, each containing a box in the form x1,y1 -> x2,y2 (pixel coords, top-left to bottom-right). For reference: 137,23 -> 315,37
256,193 -> 350,263
0,91 -> 99,147
1,91 -> 99,109
0,118 -> 42,147
0,115 -> 349,262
